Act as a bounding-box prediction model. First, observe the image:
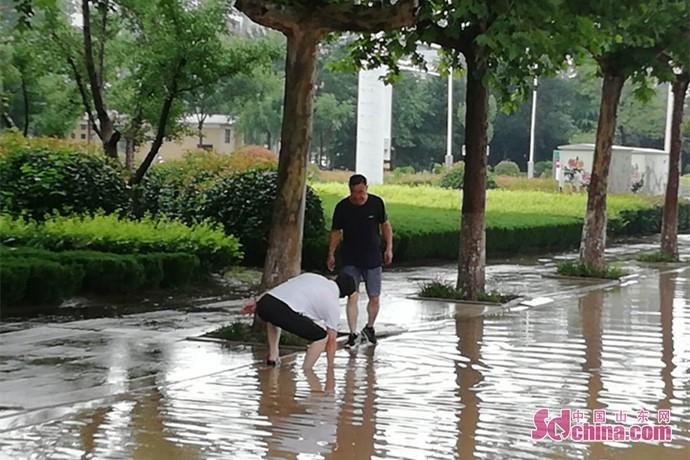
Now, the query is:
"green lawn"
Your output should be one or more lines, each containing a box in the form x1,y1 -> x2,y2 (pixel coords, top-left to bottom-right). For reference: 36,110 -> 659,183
313,182 -> 656,233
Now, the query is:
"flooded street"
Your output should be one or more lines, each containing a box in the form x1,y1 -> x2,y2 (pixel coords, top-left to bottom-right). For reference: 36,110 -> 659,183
0,239 -> 689,459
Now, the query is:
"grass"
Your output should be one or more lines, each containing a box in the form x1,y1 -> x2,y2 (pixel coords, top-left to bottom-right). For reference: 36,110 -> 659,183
637,251 -> 678,263
493,176 -> 559,192
681,175 -> 690,187
313,182 -> 656,233
418,280 -> 517,303
556,261 -> 628,279
205,321 -> 311,347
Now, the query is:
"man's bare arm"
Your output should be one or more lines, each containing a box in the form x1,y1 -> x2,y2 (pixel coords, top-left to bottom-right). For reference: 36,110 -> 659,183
382,221 -> 393,265
327,229 -> 342,271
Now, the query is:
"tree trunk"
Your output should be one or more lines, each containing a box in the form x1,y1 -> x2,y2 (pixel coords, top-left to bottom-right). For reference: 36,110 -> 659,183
130,92 -> 177,185
457,48 -> 489,300
618,125 -> 627,146
261,29 -> 322,290
579,73 -> 625,269
130,60 -> 184,185
125,137 -> 135,171
21,75 -> 29,137
660,73 -> 690,260
197,115 -> 206,147
81,0 -> 119,160
319,129 -> 324,167
266,129 -> 272,151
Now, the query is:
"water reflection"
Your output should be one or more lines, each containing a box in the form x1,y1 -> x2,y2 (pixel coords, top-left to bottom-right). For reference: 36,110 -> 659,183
328,351 -> 376,459
1,269 -> 689,459
455,316 -> 483,460
659,272 -> 675,409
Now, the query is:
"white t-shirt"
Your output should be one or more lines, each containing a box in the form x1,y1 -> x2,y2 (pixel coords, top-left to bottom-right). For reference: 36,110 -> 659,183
268,273 -> 340,331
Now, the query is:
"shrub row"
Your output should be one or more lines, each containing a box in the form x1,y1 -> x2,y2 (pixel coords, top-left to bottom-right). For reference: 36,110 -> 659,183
0,246 -> 201,307
0,132 -> 128,220
320,202 -> 690,266
0,213 -> 242,270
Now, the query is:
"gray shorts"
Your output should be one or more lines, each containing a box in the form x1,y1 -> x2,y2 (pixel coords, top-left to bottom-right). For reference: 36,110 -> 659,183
342,265 -> 382,297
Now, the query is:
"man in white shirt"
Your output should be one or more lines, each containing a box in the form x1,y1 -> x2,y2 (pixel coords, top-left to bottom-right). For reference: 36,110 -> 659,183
242,273 -> 356,370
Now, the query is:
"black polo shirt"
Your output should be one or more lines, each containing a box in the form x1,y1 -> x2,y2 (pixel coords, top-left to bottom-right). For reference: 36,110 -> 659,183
332,194 -> 388,268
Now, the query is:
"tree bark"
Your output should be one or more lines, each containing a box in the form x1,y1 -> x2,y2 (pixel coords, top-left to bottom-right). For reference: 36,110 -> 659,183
457,47 -> 489,300
81,0 -> 119,159
130,92 -> 177,185
261,29 -> 322,289
660,72 -> 690,260
579,72 -> 625,269
130,60 -> 184,185
21,74 -> 29,137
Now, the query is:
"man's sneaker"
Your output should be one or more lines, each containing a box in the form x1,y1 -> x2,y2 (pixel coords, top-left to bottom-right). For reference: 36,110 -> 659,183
345,333 -> 359,348
361,326 -> 377,345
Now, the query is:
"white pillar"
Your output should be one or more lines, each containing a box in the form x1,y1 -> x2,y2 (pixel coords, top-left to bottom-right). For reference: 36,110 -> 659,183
664,82 -> 673,153
356,67 -> 392,184
528,77 -> 538,178
445,72 -> 454,167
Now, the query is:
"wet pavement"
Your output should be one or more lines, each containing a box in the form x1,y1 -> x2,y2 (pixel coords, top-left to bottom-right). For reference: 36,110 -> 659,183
0,235 -> 689,459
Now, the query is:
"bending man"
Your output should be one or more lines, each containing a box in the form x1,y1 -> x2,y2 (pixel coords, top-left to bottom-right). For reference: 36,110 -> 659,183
242,273 -> 356,370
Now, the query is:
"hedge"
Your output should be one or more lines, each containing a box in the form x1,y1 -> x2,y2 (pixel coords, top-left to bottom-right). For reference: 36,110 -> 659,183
0,132 -> 128,220
0,213 -> 242,270
0,247 -> 203,307
313,183 -> 690,264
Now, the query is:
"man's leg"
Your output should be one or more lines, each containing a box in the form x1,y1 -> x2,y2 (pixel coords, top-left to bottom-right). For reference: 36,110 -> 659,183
347,292 -> 359,333
366,295 -> 380,327
266,322 -> 281,363
303,337 -> 327,370
362,267 -> 382,344
342,266 -> 362,347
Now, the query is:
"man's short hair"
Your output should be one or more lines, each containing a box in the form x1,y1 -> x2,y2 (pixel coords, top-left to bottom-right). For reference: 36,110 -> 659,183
335,273 -> 357,298
348,174 -> 367,188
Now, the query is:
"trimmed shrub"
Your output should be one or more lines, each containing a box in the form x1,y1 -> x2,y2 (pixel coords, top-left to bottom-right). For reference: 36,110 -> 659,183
0,247 -> 204,306
0,257 -> 83,306
534,160 -> 553,178
228,145 -> 277,170
158,252 -> 201,287
0,214 -> 242,269
56,251 -> 146,293
201,169 -> 324,265
0,132 -> 128,220
494,160 -> 521,176
439,161 -> 465,189
439,161 -> 497,190
134,148 -> 277,221
432,163 -> 446,175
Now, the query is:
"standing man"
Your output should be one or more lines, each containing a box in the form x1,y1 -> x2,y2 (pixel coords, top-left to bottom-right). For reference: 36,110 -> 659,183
327,174 -> 393,347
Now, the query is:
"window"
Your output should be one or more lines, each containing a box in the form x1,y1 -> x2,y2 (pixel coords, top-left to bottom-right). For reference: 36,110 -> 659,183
70,133 -> 75,139
225,129 -> 232,144
80,133 -> 86,140
80,124 -> 87,130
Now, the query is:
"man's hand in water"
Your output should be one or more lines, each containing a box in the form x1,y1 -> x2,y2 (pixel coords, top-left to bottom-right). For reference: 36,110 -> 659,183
241,299 -> 257,315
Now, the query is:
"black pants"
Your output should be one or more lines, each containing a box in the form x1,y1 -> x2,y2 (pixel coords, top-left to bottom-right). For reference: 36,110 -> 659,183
256,294 -> 327,342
